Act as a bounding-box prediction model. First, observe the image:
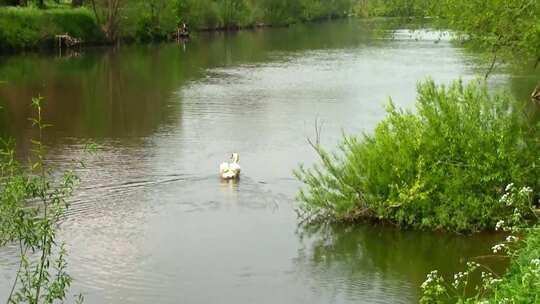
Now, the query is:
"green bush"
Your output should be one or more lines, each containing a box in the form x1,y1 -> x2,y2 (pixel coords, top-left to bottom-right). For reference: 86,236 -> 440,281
295,80 -> 540,231
0,7 -> 102,51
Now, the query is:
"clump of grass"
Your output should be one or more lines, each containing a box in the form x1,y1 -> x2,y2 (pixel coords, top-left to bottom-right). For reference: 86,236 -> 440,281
295,79 -> 540,232
0,7 -> 102,51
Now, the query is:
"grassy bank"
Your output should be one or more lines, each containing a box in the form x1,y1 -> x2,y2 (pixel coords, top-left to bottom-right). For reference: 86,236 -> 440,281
295,80 -> 540,232
0,7 -> 102,51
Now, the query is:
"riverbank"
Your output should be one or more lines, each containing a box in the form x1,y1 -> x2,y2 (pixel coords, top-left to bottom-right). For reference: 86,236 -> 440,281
0,7 -> 102,52
0,0 -> 358,52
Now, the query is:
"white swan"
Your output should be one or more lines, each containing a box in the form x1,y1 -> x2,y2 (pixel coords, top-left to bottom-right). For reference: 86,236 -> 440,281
220,153 -> 241,179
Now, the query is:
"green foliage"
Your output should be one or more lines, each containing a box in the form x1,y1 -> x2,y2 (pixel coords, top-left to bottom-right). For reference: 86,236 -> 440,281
0,96 -> 83,303
430,0 -> 540,64
133,0 -> 177,41
295,80 -> 540,231
0,7 -> 101,51
176,0 -> 224,29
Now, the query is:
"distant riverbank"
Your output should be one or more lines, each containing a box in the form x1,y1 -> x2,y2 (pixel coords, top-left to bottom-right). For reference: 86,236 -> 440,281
0,0 -> 358,52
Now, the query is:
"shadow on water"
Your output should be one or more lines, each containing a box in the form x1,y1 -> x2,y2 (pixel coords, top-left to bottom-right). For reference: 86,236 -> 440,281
295,222 -> 507,302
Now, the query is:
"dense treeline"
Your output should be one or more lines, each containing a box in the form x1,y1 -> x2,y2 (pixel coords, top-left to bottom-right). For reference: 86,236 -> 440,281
0,0 -> 427,50
1,0 -> 539,58
0,0 -> 358,50
176,0 -> 354,30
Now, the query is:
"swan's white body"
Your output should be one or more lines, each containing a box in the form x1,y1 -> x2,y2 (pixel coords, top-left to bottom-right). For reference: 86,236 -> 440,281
220,153 -> 241,179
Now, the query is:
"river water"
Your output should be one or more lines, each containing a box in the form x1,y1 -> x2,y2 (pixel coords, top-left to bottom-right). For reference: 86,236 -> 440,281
0,19 -> 538,303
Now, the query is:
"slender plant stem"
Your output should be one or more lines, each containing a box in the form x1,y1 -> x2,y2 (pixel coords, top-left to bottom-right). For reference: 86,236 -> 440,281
6,240 -> 27,304
484,52 -> 498,81
33,102 -> 47,304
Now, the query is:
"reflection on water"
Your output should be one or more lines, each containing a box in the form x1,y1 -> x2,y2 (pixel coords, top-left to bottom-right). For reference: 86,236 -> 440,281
295,223 -> 506,303
0,19 -> 536,303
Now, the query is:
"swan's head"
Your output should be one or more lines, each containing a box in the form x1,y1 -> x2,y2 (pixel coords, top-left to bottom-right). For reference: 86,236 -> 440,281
231,153 -> 239,163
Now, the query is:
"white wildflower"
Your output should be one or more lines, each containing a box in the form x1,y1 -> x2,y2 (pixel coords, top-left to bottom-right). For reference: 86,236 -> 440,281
505,235 -> 518,243
492,243 -> 506,253
499,193 -> 509,204
505,183 -> 514,192
495,220 -> 505,231
532,259 -> 540,267
466,261 -> 479,268
421,270 -> 439,289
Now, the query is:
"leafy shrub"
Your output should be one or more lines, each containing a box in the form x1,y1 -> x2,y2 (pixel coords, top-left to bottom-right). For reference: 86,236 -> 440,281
295,79 -> 540,231
0,97 -> 83,303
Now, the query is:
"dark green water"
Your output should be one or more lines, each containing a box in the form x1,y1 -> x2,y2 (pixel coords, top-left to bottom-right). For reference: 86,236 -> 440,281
0,19 -> 538,303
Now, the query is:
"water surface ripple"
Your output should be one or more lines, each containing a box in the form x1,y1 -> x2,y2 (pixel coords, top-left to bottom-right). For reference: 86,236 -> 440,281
1,19 -> 534,303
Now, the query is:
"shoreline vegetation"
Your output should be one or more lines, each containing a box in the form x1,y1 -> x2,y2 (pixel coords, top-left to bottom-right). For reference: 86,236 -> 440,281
0,0 -> 424,52
0,0 -> 368,52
